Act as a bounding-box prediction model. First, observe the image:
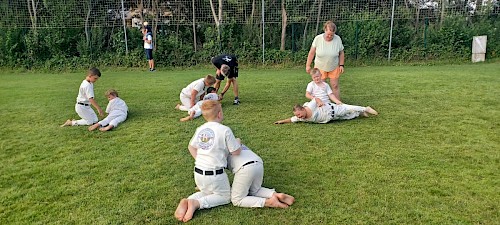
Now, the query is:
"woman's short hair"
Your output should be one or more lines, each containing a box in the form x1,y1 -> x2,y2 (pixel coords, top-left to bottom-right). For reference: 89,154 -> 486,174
323,21 -> 337,33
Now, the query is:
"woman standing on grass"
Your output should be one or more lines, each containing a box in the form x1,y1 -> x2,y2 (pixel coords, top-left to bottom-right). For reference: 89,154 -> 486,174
305,21 -> 345,101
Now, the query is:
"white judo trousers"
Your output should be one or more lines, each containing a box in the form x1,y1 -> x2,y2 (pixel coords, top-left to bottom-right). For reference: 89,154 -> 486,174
332,103 -> 366,120
231,162 -> 275,207
98,111 -> 127,127
187,121 -> 241,210
188,170 -> 231,209
179,93 -> 194,111
74,104 -> 98,125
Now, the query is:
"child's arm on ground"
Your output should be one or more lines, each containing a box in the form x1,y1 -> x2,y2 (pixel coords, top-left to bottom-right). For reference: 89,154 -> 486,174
274,118 -> 292,124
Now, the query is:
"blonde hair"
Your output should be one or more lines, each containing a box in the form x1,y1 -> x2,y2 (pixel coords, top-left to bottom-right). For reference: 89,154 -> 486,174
105,89 -> 119,97
201,100 -> 221,121
323,21 -> 337,33
310,68 -> 321,77
204,74 -> 216,86
221,64 -> 230,76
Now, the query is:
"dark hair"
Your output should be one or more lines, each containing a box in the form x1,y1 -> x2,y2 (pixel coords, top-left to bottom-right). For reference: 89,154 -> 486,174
206,87 -> 216,94
88,67 -> 101,77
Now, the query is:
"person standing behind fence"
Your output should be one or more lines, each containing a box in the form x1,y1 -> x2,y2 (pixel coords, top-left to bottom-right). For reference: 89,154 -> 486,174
306,21 -> 345,101
142,23 -> 155,72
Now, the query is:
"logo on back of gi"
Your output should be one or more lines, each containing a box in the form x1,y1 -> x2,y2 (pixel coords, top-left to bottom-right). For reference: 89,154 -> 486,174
198,128 -> 215,150
222,56 -> 232,62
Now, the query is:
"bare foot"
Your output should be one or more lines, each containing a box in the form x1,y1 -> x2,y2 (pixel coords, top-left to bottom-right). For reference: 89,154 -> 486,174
362,111 -> 369,117
88,123 -> 100,131
183,199 -> 200,222
275,193 -> 295,206
174,199 -> 188,222
265,196 -> 288,208
175,104 -> 181,110
99,125 -> 113,132
60,119 -> 73,127
365,106 -> 378,116
180,117 -> 192,122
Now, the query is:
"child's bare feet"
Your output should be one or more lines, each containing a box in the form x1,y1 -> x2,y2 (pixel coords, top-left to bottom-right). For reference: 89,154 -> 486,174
264,196 -> 288,208
175,104 -> 181,110
88,123 -> 100,131
183,199 -> 200,222
99,125 -> 113,132
362,111 -> 369,117
274,193 -> 295,206
174,199 -> 188,222
365,106 -> 378,116
60,119 -> 73,127
180,117 -> 192,122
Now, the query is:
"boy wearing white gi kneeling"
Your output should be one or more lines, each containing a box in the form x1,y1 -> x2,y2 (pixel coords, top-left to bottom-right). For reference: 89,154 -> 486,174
228,143 -> 295,208
88,89 -> 128,132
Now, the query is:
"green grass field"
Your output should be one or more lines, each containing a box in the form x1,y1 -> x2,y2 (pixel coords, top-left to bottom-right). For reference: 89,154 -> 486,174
1,63 -> 499,224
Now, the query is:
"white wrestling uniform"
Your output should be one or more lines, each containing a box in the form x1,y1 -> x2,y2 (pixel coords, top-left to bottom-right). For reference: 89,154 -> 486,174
98,97 -> 128,128
74,80 -> 98,125
228,145 -> 275,207
187,121 -> 241,209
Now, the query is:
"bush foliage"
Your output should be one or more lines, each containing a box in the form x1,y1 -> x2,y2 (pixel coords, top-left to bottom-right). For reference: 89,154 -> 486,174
0,13 -> 498,70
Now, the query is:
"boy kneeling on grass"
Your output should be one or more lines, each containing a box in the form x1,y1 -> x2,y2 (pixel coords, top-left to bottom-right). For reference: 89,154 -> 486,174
175,100 -> 241,222
180,87 -> 218,122
88,89 -> 128,132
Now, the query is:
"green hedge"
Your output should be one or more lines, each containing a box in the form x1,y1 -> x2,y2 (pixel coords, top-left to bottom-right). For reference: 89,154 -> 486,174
0,14 -> 498,70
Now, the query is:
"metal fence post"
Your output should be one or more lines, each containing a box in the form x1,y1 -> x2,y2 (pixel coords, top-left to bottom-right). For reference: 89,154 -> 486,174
262,0 -> 265,64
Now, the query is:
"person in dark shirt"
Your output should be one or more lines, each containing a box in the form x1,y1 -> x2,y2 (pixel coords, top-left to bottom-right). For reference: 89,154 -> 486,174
211,54 -> 240,105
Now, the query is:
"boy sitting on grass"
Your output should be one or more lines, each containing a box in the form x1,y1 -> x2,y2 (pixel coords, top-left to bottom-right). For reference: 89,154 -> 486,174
88,89 -> 128,132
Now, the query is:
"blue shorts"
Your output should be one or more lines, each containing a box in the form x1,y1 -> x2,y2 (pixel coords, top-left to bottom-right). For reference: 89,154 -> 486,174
145,49 -> 153,60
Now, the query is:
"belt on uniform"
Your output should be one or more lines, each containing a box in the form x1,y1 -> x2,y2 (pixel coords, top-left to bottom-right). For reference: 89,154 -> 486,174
330,104 -> 335,118
77,102 -> 89,106
194,167 -> 224,176
242,161 -> 258,167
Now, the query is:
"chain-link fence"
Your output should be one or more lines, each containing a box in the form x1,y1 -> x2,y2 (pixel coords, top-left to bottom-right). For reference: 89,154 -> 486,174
0,0 -> 498,68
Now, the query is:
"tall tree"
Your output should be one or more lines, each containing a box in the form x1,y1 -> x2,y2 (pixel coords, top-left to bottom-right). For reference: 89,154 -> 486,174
281,0 -> 287,51
209,0 -> 223,32
27,0 -> 38,31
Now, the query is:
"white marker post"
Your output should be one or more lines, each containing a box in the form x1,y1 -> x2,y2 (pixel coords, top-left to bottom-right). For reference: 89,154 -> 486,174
472,35 -> 487,63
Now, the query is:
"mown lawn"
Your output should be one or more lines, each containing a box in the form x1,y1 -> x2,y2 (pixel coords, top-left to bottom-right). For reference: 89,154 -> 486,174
0,63 -> 499,224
